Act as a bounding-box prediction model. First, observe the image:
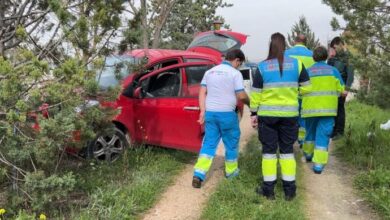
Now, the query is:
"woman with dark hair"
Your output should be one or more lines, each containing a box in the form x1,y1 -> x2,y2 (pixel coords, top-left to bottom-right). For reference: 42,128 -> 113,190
250,33 -> 312,200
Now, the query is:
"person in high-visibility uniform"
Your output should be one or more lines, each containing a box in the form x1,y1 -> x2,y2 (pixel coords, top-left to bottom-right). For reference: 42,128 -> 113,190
301,46 -> 345,174
285,34 -> 315,147
250,33 -> 312,200
192,49 -> 249,188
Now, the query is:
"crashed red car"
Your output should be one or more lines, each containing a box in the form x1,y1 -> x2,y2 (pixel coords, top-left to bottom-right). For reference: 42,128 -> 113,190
38,31 -> 248,162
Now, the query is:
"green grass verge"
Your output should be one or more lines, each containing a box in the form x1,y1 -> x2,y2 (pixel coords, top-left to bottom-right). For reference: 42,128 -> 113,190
62,146 -> 194,219
201,136 -> 305,220
334,101 -> 390,219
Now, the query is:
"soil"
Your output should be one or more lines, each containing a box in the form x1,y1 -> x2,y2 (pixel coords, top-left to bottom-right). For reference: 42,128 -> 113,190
142,108 -> 255,220
302,141 -> 379,220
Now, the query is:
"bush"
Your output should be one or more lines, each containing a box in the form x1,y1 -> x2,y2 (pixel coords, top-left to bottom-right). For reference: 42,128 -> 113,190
335,101 -> 390,218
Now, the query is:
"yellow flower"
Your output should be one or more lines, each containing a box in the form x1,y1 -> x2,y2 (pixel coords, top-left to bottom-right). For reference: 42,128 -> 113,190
39,213 -> 47,220
0,208 -> 5,215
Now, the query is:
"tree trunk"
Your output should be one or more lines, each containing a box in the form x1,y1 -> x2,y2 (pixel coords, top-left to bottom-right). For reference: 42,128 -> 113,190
0,1 -> 5,57
151,1 -> 176,48
141,0 -> 149,49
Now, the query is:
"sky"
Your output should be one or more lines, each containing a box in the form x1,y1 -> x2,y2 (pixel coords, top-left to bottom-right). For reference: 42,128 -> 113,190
217,0 -> 345,61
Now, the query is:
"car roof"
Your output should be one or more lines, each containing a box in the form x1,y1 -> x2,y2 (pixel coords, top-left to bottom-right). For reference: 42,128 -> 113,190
122,49 -> 218,64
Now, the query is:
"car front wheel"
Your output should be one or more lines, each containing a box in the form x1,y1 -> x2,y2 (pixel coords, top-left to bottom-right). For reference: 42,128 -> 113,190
88,127 -> 129,162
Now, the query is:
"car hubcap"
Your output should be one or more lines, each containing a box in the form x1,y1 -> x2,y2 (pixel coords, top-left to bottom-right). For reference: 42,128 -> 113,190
92,133 -> 124,162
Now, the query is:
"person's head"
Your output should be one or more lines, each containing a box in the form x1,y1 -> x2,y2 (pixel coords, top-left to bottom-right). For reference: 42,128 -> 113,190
313,46 -> 328,62
330,36 -> 345,52
295,34 -> 307,46
225,49 -> 245,69
267,32 -> 286,72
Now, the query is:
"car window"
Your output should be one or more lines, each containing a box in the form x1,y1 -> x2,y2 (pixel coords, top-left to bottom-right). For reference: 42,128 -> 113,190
142,68 -> 182,98
185,65 -> 213,85
184,65 -> 213,97
184,58 -> 211,63
188,33 -> 238,53
96,55 -> 140,89
148,59 -> 179,72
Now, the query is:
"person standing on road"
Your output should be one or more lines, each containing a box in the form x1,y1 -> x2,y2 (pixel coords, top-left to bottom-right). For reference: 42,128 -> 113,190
327,37 -> 354,139
285,34 -> 316,148
250,33 -> 312,200
192,49 -> 250,188
302,46 -> 345,174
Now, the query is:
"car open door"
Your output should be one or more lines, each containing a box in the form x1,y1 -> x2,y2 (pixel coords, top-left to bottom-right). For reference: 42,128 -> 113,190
187,30 -> 248,60
134,62 -> 214,152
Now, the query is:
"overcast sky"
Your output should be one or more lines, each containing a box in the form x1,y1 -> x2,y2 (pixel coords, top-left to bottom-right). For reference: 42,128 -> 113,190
217,0 -> 345,61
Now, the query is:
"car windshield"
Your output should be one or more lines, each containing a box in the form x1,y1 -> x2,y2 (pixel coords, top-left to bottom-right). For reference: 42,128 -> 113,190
96,55 -> 140,89
188,33 -> 238,53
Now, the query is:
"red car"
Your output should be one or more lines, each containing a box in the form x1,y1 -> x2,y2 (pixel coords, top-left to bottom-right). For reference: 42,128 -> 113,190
85,31 -> 248,161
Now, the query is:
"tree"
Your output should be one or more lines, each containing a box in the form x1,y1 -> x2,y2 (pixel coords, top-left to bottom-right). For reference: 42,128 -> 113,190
287,16 -> 321,50
323,0 -> 390,108
160,0 -> 232,50
0,0 -> 125,214
121,0 -> 232,51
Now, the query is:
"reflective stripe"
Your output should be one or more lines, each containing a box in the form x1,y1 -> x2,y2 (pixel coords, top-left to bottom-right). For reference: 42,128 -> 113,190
304,141 -> 314,144
263,154 -> 277,159
226,159 -> 238,163
199,154 -> 213,160
282,175 -> 296,181
259,105 -> 298,112
303,91 -> 339,97
263,175 -> 277,182
302,109 -> 337,114
251,87 -> 262,92
194,169 -> 207,175
250,107 -> 258,112
263,82 -> 298,89
315,146 -> 328,151
279,153 -> 295,159
299,81 -> 311,86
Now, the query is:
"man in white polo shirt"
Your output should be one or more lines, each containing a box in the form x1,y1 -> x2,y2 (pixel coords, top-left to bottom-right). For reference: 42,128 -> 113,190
192,49 -> 250,188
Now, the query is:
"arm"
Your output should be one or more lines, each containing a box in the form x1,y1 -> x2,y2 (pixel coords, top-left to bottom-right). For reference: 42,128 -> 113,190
198,73 -> 208,125
234,70 -> 249,106
345,65 -> 354,90
250,67 -> 263,116
333,68 -> 346,96
298,63 -> 312,95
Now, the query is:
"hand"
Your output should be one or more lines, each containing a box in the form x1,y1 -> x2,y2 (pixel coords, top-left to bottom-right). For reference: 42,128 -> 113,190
341,91 -> 348,97
250,115 -> 258,128
198,111 -> 205,125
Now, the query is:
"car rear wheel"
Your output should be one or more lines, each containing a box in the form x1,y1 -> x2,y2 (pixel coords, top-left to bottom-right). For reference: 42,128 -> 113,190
88,127 -> 129,162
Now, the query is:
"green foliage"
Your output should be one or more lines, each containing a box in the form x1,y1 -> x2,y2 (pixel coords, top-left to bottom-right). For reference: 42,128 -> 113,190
287,16 -> 321,50
334,101 -> 390,218
202,137 -> 305,220
323,0 -> 390,108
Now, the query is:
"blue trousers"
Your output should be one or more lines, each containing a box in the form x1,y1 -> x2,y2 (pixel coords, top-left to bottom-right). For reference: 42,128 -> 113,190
303,117 -> 335,171
194,111 -> 240,180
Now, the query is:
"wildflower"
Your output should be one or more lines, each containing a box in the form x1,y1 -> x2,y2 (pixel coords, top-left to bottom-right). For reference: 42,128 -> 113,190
39,213 -> 47,220
0,208 -> 5,215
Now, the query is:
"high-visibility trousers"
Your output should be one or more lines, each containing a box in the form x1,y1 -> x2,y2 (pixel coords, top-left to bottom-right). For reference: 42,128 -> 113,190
303,117 -> 335,170
194,111 -> 240,181
257,116 -> 297,195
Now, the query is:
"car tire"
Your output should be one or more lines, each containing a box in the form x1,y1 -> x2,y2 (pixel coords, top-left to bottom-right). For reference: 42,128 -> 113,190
87,127 -> 130,162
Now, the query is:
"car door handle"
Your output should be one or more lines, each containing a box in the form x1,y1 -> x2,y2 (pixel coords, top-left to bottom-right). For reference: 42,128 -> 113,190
183,106 -> 200,111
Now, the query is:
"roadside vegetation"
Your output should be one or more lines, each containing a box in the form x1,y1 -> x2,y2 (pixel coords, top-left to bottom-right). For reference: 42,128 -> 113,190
334,101 -> 390,219
201,137 -> 305,220
1,146 -> 194,219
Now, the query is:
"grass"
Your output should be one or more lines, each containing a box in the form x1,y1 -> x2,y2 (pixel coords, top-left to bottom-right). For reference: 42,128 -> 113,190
334,101 -> 390,219
19,146 -> 195,219
201,136 -> 306,220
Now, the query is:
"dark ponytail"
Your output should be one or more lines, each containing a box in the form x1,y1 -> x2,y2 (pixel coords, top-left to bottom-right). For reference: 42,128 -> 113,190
266,32 -> 286,74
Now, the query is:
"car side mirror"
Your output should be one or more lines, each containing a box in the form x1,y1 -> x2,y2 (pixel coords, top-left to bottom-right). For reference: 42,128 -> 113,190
133,87 -> 142,99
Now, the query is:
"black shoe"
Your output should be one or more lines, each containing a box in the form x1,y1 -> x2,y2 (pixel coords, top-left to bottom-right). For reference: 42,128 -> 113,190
306,157 -> 312,162
313,170 -> 322,175
256,186 -> 275,200
285,193 -> 296,201
192,176 -> 202,188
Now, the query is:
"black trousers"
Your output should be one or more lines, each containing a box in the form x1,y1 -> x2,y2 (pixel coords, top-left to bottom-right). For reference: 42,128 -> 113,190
333,96 -> 346,136
257,116 -> 298,196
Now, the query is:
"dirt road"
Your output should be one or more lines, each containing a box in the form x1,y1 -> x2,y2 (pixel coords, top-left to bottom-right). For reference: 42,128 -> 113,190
142,108 -> 255,220
303,141 -> 379,220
